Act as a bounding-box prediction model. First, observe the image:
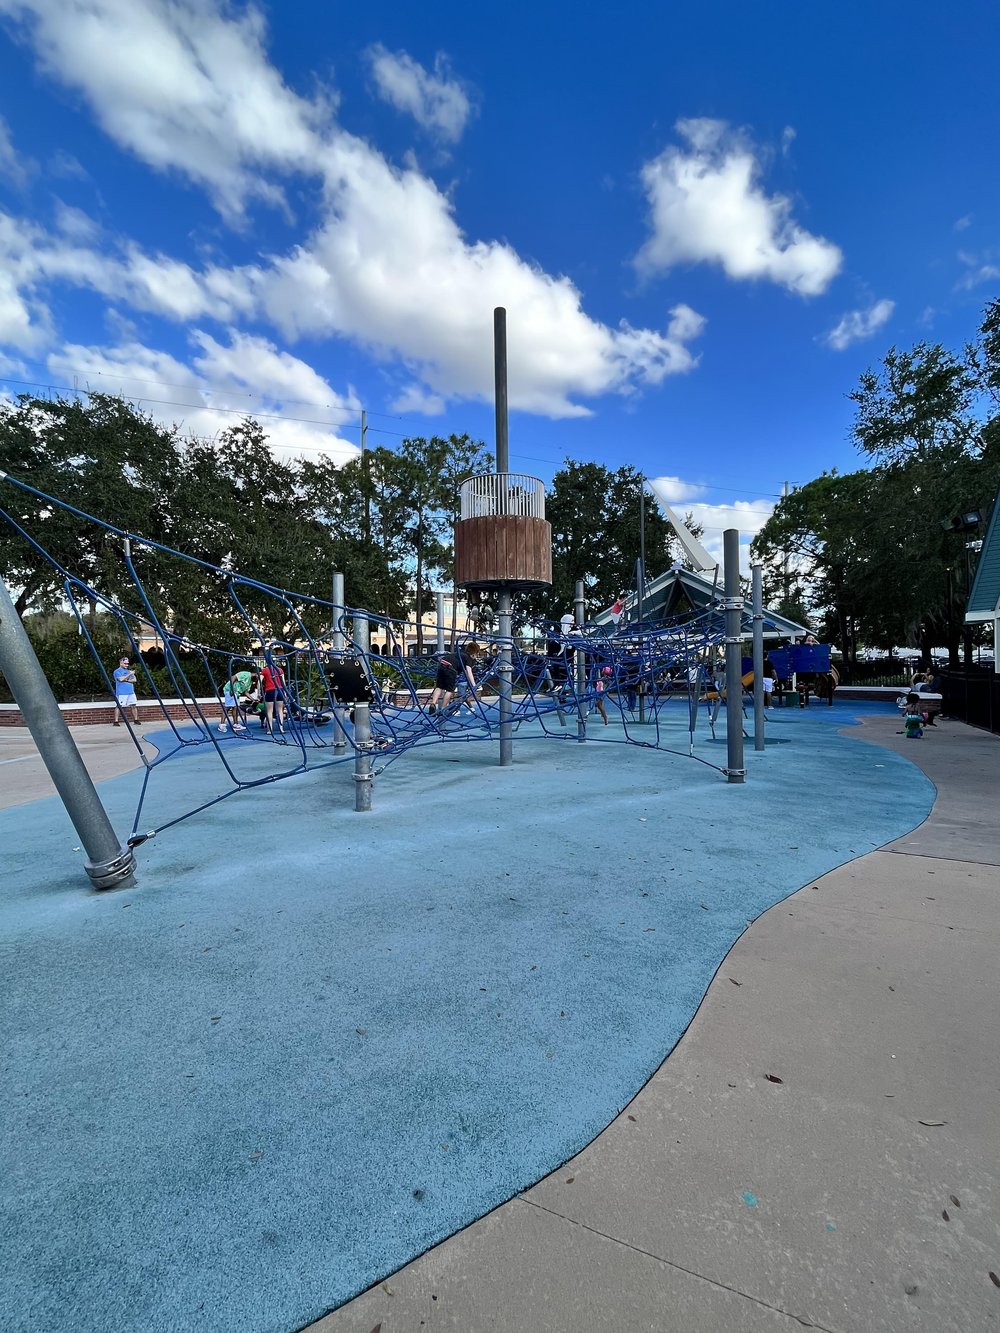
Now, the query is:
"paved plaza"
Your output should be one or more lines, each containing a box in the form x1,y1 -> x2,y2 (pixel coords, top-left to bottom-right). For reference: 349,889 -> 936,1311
1,706 -> 997,1332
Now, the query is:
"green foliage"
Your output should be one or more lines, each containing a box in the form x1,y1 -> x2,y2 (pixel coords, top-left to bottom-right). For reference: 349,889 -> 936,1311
850,343 -> 980,463
0,397 -> 494,697
0,611 -> 127,702
521,460 -> 678,621
754,300 -> 1000,670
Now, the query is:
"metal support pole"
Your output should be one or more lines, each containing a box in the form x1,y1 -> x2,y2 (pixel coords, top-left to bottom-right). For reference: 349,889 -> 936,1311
723,529 -> 745,784
575,578 -> 586,742
352,702 -> 373,811
638,480 -> 646,723
0,576 -> 137,889
494,308 -> 508,474
435,591 -> 445,654
330,571 -> 347,754
352,613 -> 369,655
493,306 -> 513,766
498,589 -> 513,766
752,564 -> 765,752
332,572 -> 345,650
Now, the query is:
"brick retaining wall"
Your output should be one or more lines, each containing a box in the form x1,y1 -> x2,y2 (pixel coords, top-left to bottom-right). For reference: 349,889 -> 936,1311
0,700 -> 220,727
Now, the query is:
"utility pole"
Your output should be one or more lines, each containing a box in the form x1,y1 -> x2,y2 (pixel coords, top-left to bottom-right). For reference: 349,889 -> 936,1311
723,529 -> 746,784
362,407 -> 373,549
638,474 -> 646,723
781,480 -> 790,607
495,308 -> 513,767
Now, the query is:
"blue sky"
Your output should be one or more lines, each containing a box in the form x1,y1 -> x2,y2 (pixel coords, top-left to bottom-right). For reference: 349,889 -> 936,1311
0,0 -> 998,563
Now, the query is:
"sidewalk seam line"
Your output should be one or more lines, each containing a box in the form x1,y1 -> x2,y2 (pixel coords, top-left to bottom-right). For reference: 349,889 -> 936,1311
887,849 -> 1000,868
514,1195 -> 841,1331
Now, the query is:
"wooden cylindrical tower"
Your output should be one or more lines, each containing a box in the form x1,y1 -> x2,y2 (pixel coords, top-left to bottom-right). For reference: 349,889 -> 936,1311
454,471 -> 552,590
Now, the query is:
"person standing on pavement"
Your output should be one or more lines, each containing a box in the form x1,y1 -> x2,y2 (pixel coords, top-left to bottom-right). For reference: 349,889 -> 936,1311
112,656 -> 141,727
260,649 -> 287,735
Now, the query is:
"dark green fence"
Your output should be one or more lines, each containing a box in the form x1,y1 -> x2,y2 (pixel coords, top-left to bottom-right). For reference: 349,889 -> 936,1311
940,669 -> 1000,734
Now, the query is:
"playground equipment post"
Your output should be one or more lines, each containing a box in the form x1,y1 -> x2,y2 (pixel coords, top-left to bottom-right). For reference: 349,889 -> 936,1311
752,564 -> 765,752
575,578 -> 586,743
723,529 -> 746,783
332,570 -> 347,754
495,307 -> 513,768
0,575 -> 137,889
352,701 -> 373,811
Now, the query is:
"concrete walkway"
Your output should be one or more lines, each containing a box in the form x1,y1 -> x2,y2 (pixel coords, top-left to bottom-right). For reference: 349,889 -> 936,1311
0,722 -> 157,807
311,715 -> 1000,1332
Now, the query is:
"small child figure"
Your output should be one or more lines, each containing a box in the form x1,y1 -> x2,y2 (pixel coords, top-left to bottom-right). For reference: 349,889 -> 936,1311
594,665 -> 611,725
903,691 -> 924,738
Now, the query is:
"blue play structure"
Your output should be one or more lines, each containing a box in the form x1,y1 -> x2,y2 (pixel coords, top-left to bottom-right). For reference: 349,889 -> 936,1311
0,473 -> 784,849
766,643 -> 832,677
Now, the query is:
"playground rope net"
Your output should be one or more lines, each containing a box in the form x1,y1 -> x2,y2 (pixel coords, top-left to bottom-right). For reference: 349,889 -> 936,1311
1,473 -> 746,845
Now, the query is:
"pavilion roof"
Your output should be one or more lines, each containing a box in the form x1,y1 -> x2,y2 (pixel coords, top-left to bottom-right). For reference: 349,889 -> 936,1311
592,564 -> 813,639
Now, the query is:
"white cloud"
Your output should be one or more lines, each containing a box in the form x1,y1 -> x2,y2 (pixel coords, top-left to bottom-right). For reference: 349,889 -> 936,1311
254,137 -> 706,416
647,475 -> 707,505
46,333 -> 361,464
0,114 -> 32,188
953,214 -> 972,232
0,267 -> 48,349
367,44 -> 473,143
52,199 -> 101,243
956,249 -> 1000,290
636,118 -> 842,296
389,383 -> 446,415
0,205 -> 263,330
0,0 -> 330,218
47,149 -> 89,180
0,0 -> 707,420
823,298 -> 894,351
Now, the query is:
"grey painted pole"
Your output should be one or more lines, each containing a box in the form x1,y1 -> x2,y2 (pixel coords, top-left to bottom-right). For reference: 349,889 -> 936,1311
352,702 -> 373,810
494,307 -> 508,474
575,578 -> 586,743
0,577 -> 137,889
352,613 -> 369,655
498,591 -> 513,766
752,564 -> 765,752
638,474 -> 647,723
330,571 -> 347,754
435,591 -> 445,654
723,529 -> 746,784
332,572 -> 345,651
494,306 -> 513,766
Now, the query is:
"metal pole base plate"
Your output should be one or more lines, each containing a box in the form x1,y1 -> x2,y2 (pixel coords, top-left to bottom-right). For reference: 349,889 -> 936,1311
85,845 -> 138,891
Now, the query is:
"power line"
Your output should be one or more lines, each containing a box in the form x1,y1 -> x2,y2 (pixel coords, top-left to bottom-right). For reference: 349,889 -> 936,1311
0,372 -> 788,502
0,356 -> 409,424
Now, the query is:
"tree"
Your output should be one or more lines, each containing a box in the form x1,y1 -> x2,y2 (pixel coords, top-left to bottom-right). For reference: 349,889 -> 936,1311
752,471 -> 873,669
434,434 -> 493,642
0,394 -> 185,618
520,460 -> 679,624
849,340 -> 1000,664
602,465 -> 677,609
850,343 -> 981,465
753,320 -> 1000,672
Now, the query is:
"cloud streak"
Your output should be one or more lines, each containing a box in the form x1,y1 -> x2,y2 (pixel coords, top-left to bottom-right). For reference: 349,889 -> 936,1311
823,298 -> 894,350
367,44 -> 473,142
46,332 -> 362,463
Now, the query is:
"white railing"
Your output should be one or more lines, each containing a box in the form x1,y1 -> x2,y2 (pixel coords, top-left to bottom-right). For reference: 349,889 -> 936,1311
459,472 -> 546,521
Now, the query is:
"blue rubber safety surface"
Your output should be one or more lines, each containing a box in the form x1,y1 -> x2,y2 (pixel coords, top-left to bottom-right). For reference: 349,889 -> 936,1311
0,703 -> 933,1333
